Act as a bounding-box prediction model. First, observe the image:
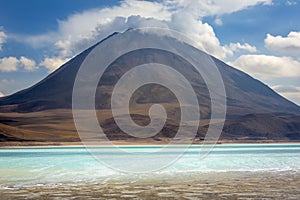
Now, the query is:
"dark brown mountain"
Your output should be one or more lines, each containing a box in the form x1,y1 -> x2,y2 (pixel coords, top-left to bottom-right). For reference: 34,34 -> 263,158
0,30 -> 299,143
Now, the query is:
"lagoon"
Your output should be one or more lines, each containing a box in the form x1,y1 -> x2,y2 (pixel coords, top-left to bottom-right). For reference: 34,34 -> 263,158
1,143 -> 300,199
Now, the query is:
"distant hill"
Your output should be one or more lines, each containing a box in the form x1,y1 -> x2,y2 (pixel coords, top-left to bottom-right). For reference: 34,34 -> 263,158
0,30 -> 300,142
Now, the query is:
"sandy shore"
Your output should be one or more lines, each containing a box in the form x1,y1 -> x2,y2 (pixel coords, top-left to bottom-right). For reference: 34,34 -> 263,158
0,171 -> 299,199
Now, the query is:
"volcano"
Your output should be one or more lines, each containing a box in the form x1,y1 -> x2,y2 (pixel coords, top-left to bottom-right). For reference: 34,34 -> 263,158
0,30 -> 300,143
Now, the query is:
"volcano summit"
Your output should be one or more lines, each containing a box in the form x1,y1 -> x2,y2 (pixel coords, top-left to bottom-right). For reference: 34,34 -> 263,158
0,29 -> 299,143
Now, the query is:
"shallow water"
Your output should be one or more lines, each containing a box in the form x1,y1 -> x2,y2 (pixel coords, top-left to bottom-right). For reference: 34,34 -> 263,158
0,144 -> 300,199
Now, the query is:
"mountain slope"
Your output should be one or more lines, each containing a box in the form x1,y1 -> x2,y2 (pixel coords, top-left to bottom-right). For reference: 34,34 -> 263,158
0,30 -> 299,142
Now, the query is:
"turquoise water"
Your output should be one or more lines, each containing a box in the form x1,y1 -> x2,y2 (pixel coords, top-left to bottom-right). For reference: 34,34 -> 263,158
0,144 -> 300,187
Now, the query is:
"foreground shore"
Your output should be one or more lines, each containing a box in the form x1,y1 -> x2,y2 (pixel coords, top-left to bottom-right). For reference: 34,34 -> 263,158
1,171 -> 299,199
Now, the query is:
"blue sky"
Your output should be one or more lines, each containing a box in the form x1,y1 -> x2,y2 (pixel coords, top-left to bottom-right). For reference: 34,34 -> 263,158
0,0 -> 299,105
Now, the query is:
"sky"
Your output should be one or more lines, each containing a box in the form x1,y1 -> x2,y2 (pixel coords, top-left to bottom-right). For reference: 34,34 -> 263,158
0,0 -> 299,105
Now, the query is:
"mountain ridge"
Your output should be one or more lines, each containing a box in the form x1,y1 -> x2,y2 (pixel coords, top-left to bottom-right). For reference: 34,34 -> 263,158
0,29 -> 299,142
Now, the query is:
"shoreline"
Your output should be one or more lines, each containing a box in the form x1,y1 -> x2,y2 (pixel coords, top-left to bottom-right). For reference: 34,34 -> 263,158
1,140 -> 300,147
1,171 -> 299,199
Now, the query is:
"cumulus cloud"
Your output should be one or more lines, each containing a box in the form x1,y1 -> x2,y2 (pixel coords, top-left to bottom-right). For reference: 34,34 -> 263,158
0,56 -> 37,72
230,54 -> 300,105
226,42 -> 257,54
265,31 -> 300,54
22,0 -> 270,60
272,85 -> 300,105
169,12 -> 232,59
19,56 -> 37,71
0,31 -> 6,51
40,57 -> 70,72
26,0 -> 171,56
0,57 -> 19,72
229,54 -> 300,79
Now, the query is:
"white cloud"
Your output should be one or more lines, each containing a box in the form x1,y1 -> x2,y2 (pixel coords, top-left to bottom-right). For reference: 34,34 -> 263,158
82,9 -> 257,59
0,57 -> 19,72
226,42 -> 257,54
21,0 -> 272,60
229,54 -> 300,79
265,31 -> 300,54
214,18 -> 223,26
273,85 -> 300,93
40,57 -> 70,73
286,0 -> 297,6
0,31 -> 6,51
165,0 -> 272,16
282,92 -> 300,105
0,91 -> 4,97
169,12 -> 231,59
20,56 -> 37,71
272,85 -> 300,105
26,0 -> 171,56
0,56 -> 38,72
23,32 -> 57,49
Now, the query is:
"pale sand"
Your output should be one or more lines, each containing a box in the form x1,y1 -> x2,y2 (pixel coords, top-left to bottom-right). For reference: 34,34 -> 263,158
0,171 -> 299,199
